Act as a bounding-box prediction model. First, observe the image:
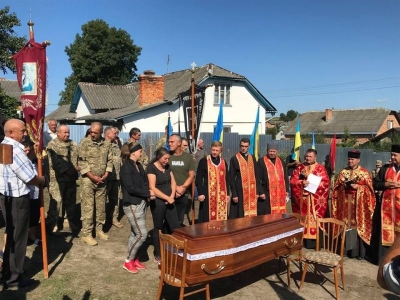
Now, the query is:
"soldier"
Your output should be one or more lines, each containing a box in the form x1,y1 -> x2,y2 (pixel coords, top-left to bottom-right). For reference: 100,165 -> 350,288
155,125 -> 168,151
46,124 -> 79,235
127,127 -> 148,168
104,126 -> 123,228
78,122 -> 113,246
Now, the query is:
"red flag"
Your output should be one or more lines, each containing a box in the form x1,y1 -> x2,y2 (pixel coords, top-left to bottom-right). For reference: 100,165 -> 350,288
330,133 -> 336,172
13,39 -> 47,156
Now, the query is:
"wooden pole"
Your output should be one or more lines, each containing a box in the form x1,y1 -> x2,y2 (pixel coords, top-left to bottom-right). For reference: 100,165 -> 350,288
190,67 -> 195,225
37,157 -> 49,278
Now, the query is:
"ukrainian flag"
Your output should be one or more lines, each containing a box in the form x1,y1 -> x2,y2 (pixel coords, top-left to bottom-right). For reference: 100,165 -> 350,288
292,117 -> 302,160
249,106 -> 260,160
212,100 -> 224,142
311,131 -> 316,149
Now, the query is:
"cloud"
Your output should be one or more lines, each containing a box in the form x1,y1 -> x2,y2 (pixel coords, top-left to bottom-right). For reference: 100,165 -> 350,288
372,98 -> 389,103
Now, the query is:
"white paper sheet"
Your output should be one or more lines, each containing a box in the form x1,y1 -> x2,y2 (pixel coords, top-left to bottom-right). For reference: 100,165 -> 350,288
304,173 -> 322,194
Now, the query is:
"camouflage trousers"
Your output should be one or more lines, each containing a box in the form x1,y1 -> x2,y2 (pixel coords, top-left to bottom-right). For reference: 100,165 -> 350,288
106,180 -> 120,220
47,180 -> 77,228
80,177 -> 107,237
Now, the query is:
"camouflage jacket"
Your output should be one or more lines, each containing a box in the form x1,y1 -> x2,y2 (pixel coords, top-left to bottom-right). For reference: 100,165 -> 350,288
155,135 -> 167,151
78,137 -> 113,177
46,137 -> 78,183
108,141 -> 121,181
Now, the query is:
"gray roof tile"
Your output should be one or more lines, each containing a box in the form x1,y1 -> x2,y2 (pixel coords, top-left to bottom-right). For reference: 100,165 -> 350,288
0,79 -> 21,100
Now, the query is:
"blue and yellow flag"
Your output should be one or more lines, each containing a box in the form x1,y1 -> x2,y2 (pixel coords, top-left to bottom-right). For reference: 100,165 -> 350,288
249,106 -> 260,160
291,117 -> 302,160
311,131 -> 316,149
212,100 -> 224,142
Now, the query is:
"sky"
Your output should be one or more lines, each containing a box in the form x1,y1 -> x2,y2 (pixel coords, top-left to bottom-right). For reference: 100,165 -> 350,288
2,0 -> 400,116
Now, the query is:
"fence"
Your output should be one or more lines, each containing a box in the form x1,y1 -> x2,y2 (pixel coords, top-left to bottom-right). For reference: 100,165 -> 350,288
45,124 -> 391,172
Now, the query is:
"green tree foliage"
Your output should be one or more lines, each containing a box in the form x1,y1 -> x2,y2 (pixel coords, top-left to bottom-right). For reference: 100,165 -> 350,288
359,131 -> 400,152
266,127 -> 278,139
0,6 -> 26,74
0,87 -> 18,119
340,127 -> 357,148
302,130 -> 326,144
59,19 -> 142,105
279,109 -> 298,122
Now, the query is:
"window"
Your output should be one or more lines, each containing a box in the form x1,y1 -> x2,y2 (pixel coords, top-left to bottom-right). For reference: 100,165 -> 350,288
214,83 -> 230,105
387,120 -> 393,129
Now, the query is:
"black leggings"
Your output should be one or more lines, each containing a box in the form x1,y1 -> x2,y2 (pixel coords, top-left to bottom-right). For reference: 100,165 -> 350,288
150,198 -> 181,257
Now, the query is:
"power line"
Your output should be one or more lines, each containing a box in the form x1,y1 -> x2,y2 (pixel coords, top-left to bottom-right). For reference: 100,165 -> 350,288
268,85 -> 400,99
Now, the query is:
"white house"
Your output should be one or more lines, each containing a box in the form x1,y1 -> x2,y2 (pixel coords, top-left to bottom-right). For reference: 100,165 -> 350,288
50,63 -> 277,136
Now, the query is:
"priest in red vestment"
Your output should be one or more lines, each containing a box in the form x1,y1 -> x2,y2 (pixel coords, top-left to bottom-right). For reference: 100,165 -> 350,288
290,149 -> 330,240
196,141 -> 230,223
372,144 -> 400,263
332,150 -> 375,259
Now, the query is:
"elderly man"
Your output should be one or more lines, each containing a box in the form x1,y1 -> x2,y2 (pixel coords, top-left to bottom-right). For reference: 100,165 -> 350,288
104,126 -> 123,228
373,144 -> 400,263
229,138 -> 261,218
43,118 -> 57,148
196,141 -> 230,223
46,124 -> 79,235
332,150 -> 375,260
127,127 -> 148,168
290,149 -> 330,243
257,143 -> 289,215
78,122 -> 113,246
0,119 -> 45,287
168,134 -> 195,225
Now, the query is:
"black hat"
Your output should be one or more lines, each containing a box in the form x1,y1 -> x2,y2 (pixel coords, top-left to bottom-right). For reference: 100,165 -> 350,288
348,150 -> 360,159
391,144 -> 400,154
267,143 -> 278,150
129,143 -> 143,153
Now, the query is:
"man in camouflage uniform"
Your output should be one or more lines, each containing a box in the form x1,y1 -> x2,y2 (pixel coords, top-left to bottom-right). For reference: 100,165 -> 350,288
46,124 -> 79,235
104,126 -> 123,228
78,122 -> 113,246
155,125 -> 168,151
127,127 -> 148,168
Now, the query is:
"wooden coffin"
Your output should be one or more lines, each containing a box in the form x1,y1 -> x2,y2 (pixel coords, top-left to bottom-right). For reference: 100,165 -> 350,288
172,214 -> 304,285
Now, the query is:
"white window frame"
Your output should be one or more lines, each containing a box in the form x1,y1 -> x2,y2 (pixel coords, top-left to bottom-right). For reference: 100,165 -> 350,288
214,83 -> 231,105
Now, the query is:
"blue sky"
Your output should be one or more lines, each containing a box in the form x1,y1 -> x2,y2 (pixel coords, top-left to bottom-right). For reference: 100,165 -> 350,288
2,0 -> 399,116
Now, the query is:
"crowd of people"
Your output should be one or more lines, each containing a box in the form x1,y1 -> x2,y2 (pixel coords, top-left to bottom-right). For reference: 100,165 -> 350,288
0,118 -> 399,294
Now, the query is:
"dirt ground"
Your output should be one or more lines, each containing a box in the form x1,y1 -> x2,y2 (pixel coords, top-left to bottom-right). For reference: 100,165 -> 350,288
0,193 -> 398,300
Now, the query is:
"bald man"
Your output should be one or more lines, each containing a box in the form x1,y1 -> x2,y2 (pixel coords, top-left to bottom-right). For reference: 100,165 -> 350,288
0,119 -> 44,287
46,124 -> 79,235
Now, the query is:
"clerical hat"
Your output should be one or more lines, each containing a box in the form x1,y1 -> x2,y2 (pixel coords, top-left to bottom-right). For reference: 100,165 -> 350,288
267,143 -> 278,150
391,144 -> 400,154
348,150 -> 361,159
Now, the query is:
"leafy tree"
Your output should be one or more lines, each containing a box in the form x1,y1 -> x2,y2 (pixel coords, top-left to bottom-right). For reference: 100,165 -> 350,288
340,127 -> 357,148
279,109 -> 298,122
302,130 -> 326,144
266,127 -> 278,139
0,87 -> 18,119
59,19 -> 142,105
0,6 -> 26,74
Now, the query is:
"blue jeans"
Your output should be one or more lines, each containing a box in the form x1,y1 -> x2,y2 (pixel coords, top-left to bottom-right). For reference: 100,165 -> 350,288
123,200 -> 147,261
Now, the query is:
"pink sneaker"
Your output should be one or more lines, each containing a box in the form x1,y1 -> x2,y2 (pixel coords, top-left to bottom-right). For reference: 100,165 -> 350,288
134,259 -> 146,270
123,260 -> 138,274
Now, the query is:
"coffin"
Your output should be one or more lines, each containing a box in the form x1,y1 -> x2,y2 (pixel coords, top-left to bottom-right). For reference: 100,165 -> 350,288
172,214 -> 304,285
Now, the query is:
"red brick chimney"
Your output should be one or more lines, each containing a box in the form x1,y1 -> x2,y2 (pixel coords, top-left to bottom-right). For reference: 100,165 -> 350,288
138,70 -> 165,107
325,108 -> 333,121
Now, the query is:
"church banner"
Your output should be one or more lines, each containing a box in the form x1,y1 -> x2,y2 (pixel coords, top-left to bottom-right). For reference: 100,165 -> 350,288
13,39 -> 48,156
180,85 -> 205,153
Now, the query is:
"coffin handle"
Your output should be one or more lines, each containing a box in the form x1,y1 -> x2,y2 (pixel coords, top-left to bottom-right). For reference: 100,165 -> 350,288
283,237 -> 298,249
201,261 -> 225,275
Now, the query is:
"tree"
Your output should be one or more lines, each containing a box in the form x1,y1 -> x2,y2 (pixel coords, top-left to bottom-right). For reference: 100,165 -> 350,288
340,127 -> 357,148
279,109 -> 298,122
0,6 -> 26,74
59,19 -> 142,105
0,87 -> 18,119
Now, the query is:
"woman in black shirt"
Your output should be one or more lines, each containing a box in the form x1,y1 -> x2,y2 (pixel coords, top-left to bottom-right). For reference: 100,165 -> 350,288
120,143 -> 155,274
147,147 -> 181,264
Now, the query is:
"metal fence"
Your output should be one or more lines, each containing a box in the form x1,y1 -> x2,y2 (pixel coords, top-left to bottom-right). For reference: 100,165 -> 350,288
45,124 -> 391,172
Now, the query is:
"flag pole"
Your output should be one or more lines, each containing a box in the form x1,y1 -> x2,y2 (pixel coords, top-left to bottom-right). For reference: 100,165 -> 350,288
190,63 -> 195,225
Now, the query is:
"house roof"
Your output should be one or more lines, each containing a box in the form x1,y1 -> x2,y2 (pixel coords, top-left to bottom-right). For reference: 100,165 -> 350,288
66,63 -> 276,121
369,127 -> 400,142
0,79 -> 21,100
284,108 -> 396,135
45,104 -> 76,122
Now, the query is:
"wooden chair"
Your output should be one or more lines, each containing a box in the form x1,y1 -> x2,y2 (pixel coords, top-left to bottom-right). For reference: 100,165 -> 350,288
156,231 -> 210,300
299,218 -> 347,300
278,213 -> 306,288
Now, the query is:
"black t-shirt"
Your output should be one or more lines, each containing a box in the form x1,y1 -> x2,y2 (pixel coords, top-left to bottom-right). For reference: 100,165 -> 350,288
146,163 -> 172,196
